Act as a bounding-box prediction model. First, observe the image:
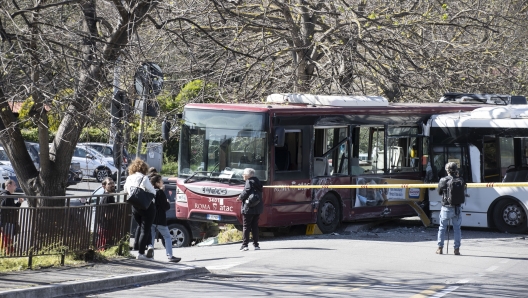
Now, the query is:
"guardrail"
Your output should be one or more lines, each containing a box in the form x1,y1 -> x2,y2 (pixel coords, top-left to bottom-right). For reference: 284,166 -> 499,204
0,193 -> 131,268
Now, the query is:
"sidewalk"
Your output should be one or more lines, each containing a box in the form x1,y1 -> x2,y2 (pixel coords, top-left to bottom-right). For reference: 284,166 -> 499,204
0,253 -> 208,298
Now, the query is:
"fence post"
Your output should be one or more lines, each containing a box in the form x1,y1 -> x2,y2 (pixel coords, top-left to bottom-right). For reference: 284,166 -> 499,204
28,252 -> 33,269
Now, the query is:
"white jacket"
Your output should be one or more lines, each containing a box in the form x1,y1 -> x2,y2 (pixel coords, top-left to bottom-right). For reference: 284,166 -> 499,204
123,172 -> 156,195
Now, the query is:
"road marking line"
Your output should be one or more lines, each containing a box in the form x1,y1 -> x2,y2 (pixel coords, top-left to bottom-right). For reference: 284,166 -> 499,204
499,259 -> 510,264
410,285 -> 445,298
456,279 -> 470,284
329,287 -> 347,291
486,266 -> 499,272
430,286 -> 459,298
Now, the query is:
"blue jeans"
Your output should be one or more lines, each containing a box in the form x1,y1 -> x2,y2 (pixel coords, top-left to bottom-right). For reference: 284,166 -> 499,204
437,206 -> 462,249
151,224 -> 173,257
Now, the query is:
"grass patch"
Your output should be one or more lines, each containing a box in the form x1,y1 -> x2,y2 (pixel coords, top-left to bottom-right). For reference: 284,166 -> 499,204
217,224 -> 243,244
161,161 -> 177,176
0,254 -> 85,272
0,238 -> 131,272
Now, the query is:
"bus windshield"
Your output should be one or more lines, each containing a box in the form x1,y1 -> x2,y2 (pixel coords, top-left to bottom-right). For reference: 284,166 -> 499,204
179,109 -> 268,182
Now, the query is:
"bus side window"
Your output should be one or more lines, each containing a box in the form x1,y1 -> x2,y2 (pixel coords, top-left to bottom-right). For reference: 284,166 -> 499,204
275,131 -> 302,172
275,145 -> 290,171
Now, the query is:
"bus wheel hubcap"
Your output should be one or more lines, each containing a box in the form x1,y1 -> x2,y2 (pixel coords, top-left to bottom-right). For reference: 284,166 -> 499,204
503,205 -> 524,226
321,202 -> 336,225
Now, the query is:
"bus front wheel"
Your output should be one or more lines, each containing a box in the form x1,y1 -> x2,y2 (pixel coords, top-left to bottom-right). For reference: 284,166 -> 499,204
493,199 -> 528,234
316,195 -> 340,233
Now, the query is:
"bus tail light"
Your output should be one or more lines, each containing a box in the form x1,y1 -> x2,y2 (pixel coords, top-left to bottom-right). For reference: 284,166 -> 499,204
176,186 -> 187,203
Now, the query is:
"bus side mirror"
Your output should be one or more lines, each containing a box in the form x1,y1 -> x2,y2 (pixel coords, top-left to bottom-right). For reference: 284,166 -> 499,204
274,127 -> 285,147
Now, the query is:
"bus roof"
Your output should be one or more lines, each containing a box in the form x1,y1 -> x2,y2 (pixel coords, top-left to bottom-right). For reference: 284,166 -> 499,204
184,101 -> 481,116
432,105 -> 528,128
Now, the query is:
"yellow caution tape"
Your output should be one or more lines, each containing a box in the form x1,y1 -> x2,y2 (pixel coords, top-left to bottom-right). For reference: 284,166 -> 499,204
263,182 -> 528,189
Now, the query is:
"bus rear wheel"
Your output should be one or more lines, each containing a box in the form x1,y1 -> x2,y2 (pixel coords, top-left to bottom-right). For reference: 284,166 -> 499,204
493,199 -> 528,234
316,195 -> 340,233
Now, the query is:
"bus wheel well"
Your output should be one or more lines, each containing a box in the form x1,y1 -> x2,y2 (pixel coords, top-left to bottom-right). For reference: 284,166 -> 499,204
488,196 -> 528,234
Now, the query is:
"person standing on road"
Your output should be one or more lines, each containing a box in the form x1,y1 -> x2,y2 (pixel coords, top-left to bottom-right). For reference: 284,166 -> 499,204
149,174 -> 181,263
236,168 -> 263,251
436,162 -> 463,255
124,158 -> 156,260
0,179 -> 24,255
96,177 -> 117,250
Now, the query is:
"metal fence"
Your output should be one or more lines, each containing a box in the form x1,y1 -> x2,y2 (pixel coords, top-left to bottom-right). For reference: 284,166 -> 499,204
0,193 -> 131,267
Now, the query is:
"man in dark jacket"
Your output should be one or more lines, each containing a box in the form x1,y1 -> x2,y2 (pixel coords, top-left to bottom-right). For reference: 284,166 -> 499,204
436,162 -> 463,255
1,179 -> 24,254
96,177 -> 117,250
237,168 -> 263,251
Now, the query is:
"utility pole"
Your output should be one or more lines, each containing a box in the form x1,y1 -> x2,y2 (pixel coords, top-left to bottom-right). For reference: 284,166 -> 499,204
134,62 -> 163,160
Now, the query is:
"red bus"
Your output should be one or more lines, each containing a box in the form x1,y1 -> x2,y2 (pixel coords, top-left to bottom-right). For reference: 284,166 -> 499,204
173,94 -> 479,233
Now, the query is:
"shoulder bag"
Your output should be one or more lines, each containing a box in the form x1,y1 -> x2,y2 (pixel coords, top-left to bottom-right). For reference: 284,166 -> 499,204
126,176 -> 154,210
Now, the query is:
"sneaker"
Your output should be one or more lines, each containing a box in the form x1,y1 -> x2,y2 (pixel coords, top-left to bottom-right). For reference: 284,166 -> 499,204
240,246 -> 248,251
146,246 -> 154,258
168,256 -> 182,263
436,247 -> 443,254
137,254 -> 150,260
254,246 -> 260,250
454,248 -> 461,255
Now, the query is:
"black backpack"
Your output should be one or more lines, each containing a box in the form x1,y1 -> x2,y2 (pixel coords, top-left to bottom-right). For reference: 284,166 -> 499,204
446,176 -> 465,206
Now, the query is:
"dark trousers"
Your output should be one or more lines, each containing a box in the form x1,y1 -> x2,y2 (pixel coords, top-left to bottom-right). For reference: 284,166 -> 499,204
132,203 -> 156,255
242,214 -> 260,247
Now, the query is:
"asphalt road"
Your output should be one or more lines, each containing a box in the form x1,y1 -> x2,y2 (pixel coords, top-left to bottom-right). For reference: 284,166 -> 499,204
84,219 -> 528,298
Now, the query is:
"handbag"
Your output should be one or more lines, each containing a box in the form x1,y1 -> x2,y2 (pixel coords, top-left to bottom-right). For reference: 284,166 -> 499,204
126,176 -> 154,210
245,190 -> 261,208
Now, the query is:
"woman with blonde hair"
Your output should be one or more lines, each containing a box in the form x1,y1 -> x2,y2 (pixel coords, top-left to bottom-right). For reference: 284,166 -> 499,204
123,158 -> 156,260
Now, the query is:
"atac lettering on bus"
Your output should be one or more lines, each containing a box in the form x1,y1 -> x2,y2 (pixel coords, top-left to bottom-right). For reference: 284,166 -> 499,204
220,205 -> 233,211
202,187 -> 227,195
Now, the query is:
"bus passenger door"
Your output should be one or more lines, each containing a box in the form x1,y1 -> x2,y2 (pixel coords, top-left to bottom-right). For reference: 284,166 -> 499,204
312,127 -> 353,220
271,128 -> 312,226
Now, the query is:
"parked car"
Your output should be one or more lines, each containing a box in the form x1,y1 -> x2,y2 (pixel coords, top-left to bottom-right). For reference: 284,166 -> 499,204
79,142 -> 129,172
24,142 -> 83,186
70,144 -> 120,182
0,145 -> 29,191
0,162 -> 20,192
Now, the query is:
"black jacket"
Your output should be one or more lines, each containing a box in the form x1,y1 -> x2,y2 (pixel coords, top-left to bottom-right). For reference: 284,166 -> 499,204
239,177 -> 263,215
0,190 -> 21,208
0,190 -> 21,227
153,188 -> 170,225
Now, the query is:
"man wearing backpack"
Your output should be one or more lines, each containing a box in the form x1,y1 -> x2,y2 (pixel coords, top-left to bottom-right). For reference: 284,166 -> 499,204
236,168 -> 263,251
436,162 -> 465,255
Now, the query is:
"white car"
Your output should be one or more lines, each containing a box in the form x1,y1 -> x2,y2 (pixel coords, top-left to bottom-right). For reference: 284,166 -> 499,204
79,142 -> 129,170
72,145 -> 120,182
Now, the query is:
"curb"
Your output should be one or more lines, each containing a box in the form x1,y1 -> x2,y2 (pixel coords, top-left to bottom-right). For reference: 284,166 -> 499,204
0,266 -> 209,298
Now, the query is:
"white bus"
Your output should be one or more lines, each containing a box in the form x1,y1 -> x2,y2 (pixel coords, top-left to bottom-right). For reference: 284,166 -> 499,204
426,104 -> 528,234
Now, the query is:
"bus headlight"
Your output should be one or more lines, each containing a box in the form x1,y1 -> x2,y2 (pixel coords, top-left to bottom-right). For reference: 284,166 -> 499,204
176,186 -> 187,203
